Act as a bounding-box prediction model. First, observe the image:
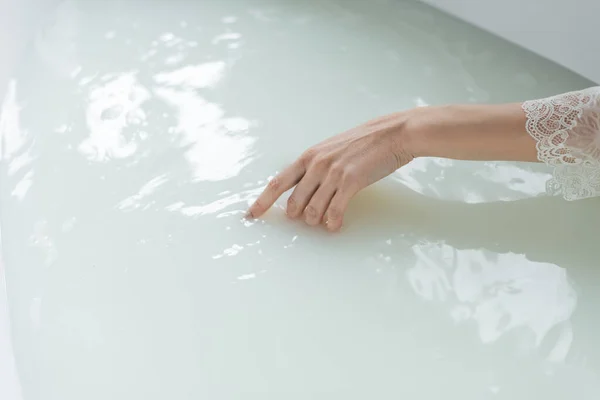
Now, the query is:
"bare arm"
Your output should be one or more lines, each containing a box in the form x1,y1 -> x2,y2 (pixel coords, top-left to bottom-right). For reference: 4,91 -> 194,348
247,87 -> 600,230
408,103 -> 538,162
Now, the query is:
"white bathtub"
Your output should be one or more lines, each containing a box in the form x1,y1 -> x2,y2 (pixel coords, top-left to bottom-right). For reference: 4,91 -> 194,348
1,1 -> 599,399
421,0 -> 600,85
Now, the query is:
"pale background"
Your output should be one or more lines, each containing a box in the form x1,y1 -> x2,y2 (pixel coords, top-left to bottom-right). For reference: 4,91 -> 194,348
421,0 -> 600,83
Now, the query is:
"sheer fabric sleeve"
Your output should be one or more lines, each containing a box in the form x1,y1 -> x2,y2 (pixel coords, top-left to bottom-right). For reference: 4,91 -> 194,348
522,87 -> 600,200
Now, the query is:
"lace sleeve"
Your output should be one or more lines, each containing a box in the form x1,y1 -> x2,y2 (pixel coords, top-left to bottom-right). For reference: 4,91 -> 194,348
522,87 -> 600,200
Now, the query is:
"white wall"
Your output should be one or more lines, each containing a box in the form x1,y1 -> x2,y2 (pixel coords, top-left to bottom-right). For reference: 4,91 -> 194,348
420,0 -> 600,84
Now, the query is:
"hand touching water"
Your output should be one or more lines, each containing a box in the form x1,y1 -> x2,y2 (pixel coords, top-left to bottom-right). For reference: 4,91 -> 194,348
246,101 -> 539,231
246,112 -> 415,232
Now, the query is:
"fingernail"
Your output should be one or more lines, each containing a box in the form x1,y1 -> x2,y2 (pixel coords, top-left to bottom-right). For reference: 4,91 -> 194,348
244,210 -> 254,219
326,221 -> 341,232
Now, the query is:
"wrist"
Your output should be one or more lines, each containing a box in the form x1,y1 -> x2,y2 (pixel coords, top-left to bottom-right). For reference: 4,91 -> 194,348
399,103 -> 537,162
399,106 -> 442,159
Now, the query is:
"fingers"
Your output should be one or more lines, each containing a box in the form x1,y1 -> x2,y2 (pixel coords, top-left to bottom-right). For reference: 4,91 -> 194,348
323,186 -> 357,232
303,179 -> 337,226
285,170 -> 321,219
247,162 -> 304,218
248,151 -> 361,232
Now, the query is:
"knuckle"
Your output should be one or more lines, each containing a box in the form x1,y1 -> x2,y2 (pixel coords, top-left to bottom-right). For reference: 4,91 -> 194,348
287,196 -> 297,212
304,205 -> 318,219
252,199 -> 265,212
311,154 -> 331,171
342,166 -> 360,184
267,177 -> 281,192
300,148 -> 317,167
327,206 -> 341,221
329,163 -> 344,178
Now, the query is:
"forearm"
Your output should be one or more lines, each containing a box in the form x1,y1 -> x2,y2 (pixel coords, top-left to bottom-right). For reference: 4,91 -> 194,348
405,103 -> 539,162
400,87 -> 600,201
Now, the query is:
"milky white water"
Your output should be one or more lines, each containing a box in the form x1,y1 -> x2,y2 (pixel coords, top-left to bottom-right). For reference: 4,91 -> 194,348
1,0 -> 599,399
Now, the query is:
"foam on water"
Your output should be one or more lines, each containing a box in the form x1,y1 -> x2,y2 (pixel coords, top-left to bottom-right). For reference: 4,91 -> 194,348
1,0 -> 599,399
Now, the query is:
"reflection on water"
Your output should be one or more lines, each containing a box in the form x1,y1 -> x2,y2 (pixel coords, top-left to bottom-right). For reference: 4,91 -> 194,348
167,187 -> 260,218
154,86 -> 254,181
1,0 -> 599,399
80,73 -> 150,161
0,82 -> 28,165
0,82 -> 35,201
154,62 -> 226,88
408,244 -> 576,356
118,175 -> 168,211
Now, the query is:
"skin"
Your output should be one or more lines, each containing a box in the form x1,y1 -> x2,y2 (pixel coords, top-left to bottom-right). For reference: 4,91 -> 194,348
246,102 -> 540,232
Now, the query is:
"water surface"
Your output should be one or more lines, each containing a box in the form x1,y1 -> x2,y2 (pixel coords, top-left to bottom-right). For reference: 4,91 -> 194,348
1,0 -> 599,399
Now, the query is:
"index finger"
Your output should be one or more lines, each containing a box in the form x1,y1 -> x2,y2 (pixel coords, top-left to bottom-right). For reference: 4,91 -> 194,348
246,162 -> 305,218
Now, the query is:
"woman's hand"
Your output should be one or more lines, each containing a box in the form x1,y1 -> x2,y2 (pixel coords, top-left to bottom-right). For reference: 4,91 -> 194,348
246,112 -> 416,231
246,101 -> 539,231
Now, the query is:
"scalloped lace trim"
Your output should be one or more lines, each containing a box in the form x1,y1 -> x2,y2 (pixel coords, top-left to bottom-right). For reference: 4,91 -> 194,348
522,87 -> 600,200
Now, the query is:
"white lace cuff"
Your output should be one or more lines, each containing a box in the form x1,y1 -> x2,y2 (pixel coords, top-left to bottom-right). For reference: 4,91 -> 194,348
522,87 -> 600,200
